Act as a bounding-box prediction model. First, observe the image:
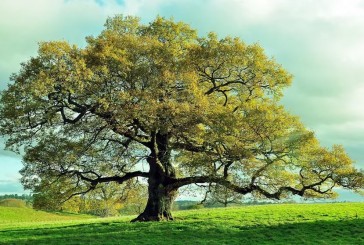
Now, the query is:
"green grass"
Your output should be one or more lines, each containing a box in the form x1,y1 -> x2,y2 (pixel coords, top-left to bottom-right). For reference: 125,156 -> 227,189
0,206 -> 94,227
0,203 -> 363,244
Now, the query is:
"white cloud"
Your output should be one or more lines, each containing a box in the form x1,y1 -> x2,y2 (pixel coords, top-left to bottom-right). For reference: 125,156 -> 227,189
0,0 -> 127,87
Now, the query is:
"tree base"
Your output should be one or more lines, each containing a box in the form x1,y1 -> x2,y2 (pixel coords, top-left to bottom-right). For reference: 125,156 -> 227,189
130,211 -> 174,222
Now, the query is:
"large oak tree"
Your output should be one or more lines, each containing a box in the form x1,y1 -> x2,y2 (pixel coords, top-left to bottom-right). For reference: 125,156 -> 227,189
0,16 -> 362,221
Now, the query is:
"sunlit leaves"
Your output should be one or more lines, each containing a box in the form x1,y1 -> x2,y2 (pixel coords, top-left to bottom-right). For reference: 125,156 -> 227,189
0,15 -> 362,206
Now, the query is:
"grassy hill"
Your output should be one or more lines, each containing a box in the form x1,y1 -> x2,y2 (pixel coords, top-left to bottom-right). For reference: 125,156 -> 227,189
0,203 -> 363,244
0,206 -> 93,227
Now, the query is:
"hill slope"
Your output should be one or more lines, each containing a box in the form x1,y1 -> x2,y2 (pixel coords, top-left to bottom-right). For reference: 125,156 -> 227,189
0,203 -> 363,244
0,206 -> 93,225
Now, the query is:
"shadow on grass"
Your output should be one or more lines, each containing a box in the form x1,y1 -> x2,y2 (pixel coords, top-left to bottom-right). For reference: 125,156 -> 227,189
0,218 -> 363,245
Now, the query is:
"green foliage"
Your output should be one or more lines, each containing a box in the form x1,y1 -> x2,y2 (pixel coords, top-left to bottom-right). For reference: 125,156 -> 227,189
0,203 -> 363,244
206,184 -> 243,207
0,15 -> 362,220
30,178 -> 148,218
32,181 -> 148,217
79,182 -> 127,217
118,182 -> 148,215
32,178 -> 77,211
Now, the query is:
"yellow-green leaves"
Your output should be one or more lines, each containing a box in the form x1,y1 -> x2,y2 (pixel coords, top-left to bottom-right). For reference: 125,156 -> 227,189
0,15 -> 361,205
104,15 -> 141,35
189,34 -> 292,106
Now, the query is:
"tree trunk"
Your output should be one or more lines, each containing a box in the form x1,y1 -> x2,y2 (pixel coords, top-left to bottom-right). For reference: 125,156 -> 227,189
131,181 -> 177,222
131,131 -> 177,222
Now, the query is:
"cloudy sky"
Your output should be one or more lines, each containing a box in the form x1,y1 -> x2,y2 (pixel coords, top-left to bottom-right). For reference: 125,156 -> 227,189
0,0 -> 363,200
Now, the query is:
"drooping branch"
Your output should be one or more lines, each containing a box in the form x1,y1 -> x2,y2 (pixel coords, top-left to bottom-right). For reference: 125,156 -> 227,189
93,171 -> 150,184
47,89 -> 152,148
253,171 -> 337,200
169,168 -> 339,201
58,106 -> 87,124
172,142 -> 206,153
199,183 -> 213,204
169,176 -> 253,194
61,186 -> 96,203
335,171 -> 364,189
69,170 -> 149,186
61,170 -> 149,203
90,109 -> 151,147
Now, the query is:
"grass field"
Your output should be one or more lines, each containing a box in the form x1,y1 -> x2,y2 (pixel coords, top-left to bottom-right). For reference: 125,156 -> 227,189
0,206 -> 93,226
0,203 -> 363,244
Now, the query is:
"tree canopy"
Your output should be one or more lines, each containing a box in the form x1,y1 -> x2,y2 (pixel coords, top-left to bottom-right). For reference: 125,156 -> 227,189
0,15 -> 363,221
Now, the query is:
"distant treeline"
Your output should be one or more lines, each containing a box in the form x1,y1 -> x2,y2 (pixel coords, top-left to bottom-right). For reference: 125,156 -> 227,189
0,194 -> 33,201
173,199 -> 301,210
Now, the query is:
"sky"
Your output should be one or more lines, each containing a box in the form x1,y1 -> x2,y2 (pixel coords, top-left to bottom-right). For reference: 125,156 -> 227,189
0,0 -> 363,201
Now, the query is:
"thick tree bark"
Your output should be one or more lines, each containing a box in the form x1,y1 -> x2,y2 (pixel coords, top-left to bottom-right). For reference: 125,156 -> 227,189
131,181 -> 177,222
131,131 -> 177,222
